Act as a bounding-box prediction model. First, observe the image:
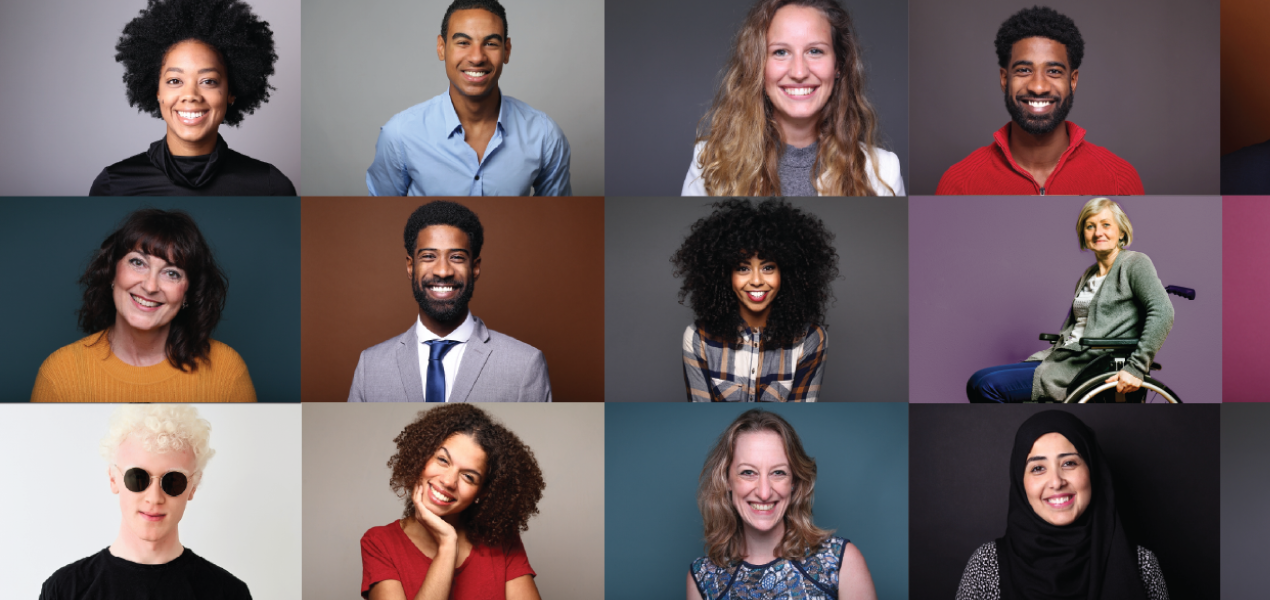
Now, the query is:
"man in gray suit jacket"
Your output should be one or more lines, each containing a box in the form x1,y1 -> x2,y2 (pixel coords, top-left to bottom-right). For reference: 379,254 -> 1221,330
348,201 -> 552,402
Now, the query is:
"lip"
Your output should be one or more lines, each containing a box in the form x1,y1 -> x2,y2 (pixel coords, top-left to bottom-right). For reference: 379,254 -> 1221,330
779,85 -> 819,100
1018,97 -> 1058,115
744,290 -> 770,303
139,511 -> 166,522
129,293 -> 164,312
746,499 -> 780,516
426,482 -> 457,507
460,69 -> 491,83
173,109 -> 209,126
426,282 -> 461,301
1044,493 -> 1074,509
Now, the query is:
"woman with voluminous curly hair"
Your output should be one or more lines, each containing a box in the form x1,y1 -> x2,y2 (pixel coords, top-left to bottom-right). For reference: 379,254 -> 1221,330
89,0 -> 295,196
31,208 -> 255,402
673,198 -> 838,402
689,409 -> 876,600
682,0 -> 903,197
361,404 -> 546,600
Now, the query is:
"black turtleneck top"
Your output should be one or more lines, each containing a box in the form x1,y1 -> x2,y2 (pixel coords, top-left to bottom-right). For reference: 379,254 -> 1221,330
89,135 -> 295,196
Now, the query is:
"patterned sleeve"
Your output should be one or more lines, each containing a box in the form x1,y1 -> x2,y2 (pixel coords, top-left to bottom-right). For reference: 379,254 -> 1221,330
789,326 -> 827,402
956,542 -> 1001,600
682,325 -> 715,402
1137,546 -> 1169,600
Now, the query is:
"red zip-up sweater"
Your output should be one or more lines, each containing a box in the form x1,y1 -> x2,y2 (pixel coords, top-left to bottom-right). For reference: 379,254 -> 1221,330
936,121 -> 1144,195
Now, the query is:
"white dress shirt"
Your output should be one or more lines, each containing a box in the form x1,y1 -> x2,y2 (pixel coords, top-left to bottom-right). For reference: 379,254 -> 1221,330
415,312 -> 476,402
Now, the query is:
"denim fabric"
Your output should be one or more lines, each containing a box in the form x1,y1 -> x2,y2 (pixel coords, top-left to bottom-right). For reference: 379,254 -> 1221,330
966,362 -> 1039,403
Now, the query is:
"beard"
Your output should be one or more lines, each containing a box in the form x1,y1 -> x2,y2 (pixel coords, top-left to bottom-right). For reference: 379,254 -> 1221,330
412,276 -> 475,324
1005,90 -> 1074,136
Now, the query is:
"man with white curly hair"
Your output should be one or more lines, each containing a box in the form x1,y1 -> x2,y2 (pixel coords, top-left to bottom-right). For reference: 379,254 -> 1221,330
39,405 -> 251,599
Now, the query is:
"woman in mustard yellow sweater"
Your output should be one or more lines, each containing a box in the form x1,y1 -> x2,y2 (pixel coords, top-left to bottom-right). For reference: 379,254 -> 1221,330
31,209 -> 255,402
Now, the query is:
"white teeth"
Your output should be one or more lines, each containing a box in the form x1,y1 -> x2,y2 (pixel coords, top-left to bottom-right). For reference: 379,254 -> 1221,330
1047,496 -> 1070,506
177,111 -> 205,119
748,291 -> 766,299
1027,101 -> 1052,108
429,485 -> 454,503
463,71 -> 488,77
750,503 -> 775,511
785,87 -> 814,96
430,286 -> 454,292
132,294 -> 160,308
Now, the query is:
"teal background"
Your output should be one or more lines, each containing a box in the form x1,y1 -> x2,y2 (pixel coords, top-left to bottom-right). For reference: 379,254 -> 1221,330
0,198 -> 300,402
604,403 -> 908,599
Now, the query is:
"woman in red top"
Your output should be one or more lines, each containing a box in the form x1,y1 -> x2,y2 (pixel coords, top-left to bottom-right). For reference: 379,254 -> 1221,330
361,404 -> 545,600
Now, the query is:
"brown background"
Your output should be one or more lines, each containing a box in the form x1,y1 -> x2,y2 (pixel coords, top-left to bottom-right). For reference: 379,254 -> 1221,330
1222,0 -> 1270,155
300,197 -> 604,402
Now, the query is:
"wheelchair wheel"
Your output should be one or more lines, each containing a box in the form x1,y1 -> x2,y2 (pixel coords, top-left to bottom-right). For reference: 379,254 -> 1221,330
1065,373 -> 1182,404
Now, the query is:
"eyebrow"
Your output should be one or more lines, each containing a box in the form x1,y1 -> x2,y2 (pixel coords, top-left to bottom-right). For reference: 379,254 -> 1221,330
451,32 -> 504,43
163,67 -> 224,74
1026,452 -> 1082,463
438,446 -> 483,480
416,247 -> 471,256
1010,59 -> 1067,70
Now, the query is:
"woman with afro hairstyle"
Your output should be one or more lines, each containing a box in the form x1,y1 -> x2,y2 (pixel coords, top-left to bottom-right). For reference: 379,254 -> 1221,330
361,404 -> 546,600
673,198 -> 839,402
682,0 -> 903,197
89,0 -> 295,196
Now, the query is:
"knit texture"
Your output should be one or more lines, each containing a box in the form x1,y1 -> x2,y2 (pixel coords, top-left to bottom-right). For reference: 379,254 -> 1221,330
31,331 -> 256,402
936,122 -> 1144,195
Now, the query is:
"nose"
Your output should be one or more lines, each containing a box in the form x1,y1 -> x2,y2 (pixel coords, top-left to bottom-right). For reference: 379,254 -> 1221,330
145,478 -> 166,505
142,269 -> 162,294
1027,75 -> 1050,97
790,53 -> 809,79
439,465 -> 459,489
757,475 -> 772,499
746,269 -> 762,288
432,259 -> 453,280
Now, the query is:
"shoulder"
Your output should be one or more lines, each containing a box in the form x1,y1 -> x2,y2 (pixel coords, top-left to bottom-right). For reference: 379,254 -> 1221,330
501,94 -> 564,135
1118,250 -> 1158,274
1222,139 -> 1270,194
683,323 -> 703,348
1136,546 -> 1168,599
90,152 -> 152,195
937,143 -> 1000,193
42,550 -> 107,593
101,151 -> 152,173
483,327 -> 546,361
360,329 -> 412,361
959,542 -> 999,586
181,549 -> 250,596
801,324 -> 827,349
361,521 -> 402,546
690,554 -> 725,581
206,339 -> 248,370
683,141 -> 708,196
1075,139 -> 1142,181
38,332 -> 107,370
805,534 -> 848,571
221,148 -> 296,195
380,95 -> 447,139
865,146 -> 901,175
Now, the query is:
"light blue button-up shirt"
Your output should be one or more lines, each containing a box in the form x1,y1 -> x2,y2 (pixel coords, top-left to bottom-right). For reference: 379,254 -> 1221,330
366,91 -> 572,196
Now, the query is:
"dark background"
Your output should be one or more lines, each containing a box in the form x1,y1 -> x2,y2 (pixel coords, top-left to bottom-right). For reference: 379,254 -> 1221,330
1220,0 -> 1270,155
604,197 -> 908,402
1221,404 -> 1270,597
0,198 -> 300,402
908,0 -> 1219,194
604,0 -> 908,195
605,402 -> 908,600
909,404 -> 1220,600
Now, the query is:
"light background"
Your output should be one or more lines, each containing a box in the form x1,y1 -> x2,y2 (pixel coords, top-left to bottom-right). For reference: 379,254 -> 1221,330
300,0 -> 605,196
302,403 -> 604,600
604,402 -> 908,600
0,0 -> 301,195
908,0 -> 1219,195
908,196 -> 1221,403
0,404 -> 301,599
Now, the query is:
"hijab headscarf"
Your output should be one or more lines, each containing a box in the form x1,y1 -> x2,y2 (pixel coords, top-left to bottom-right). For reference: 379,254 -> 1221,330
997,410 -> 1146,600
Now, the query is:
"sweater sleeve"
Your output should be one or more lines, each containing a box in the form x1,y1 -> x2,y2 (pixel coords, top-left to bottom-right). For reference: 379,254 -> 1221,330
956,542 -> 1001,600
682,325 -> 714,402
790,326 -> 827,402
213,344 -> 258,402
1123,254 -> 1174,379
1137,546 -> 1169,600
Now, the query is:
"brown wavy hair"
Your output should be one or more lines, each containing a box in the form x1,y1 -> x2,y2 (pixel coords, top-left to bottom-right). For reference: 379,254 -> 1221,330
698,409 -> 831,566
695,0 -> 891,196
387,404 -> 545,548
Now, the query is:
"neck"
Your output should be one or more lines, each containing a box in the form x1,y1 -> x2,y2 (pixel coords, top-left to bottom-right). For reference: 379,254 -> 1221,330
109,320 -> 170,367
775,114 -> 819,149
741,520 -> 785,564
420,310 -> 467,338
165,131 -> 218,157
739,309 -> 768,330
110,528 -> 183,565
1007,121 -> 1068,169
1095,247 -> 1121,276
449,86 -> 501,127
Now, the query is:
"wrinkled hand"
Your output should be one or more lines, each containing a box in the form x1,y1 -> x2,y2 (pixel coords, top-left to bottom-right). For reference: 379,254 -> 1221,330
1104,370 -> 1142,394
412,483 -> 457,544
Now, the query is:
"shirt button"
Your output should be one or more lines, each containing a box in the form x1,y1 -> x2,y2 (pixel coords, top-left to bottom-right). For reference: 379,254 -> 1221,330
474,175 -> 480,181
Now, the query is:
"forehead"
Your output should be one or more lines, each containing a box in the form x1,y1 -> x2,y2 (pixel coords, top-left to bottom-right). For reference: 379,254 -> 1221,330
438,432 -> 488,474
732,430 -> 789,464
415,225 -> 472,253
1027,431 -> 1077,457
115,436 -> 196,473
161,39 -> 225,71
1085,208 -> 1116,225
446,8 -> 506,38
768,5 -> 832,42
1009,36 -> 1069,66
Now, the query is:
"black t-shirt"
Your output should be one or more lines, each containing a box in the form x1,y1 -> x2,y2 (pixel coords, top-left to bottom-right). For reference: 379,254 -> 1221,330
40,548 -> 251,600
88,135 -> 295,196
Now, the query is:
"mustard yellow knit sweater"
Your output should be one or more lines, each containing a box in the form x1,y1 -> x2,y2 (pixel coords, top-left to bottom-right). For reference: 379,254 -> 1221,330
31,331 -> 256,402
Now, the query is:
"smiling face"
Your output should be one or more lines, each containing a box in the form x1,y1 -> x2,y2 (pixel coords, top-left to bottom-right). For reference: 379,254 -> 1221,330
1024,432 -> 1092,526
110,437 -> 197,547
157,40 -> 234,156
1083,208 -> 1123,254
764,5 -> 837,139
1001,37 -> 1077,136
408,225 -> 481,331
732,255 -> 780,329
437,9 -> 510,102
728,430 -> 793,536
419,433 -> 487,522
112,250 -> 189,336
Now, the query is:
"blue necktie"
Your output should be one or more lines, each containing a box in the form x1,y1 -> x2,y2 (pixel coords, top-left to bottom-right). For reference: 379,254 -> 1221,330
424,340 -> 460,403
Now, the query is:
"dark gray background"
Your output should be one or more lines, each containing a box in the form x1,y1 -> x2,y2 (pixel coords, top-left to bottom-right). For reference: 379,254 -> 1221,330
0,198 -> 301,402
604,0 -> 908,196
1221,404 -> 1270,598
908,0 -> 1219,195
604,197 -> 908,402
0,0 -> 301,195
910,404 -> 1220,600
300,0 -> 604,196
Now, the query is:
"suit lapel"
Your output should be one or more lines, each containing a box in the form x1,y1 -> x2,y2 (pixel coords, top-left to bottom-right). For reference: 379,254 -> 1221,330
395,326 -> 426,402
450,317 -> 492,403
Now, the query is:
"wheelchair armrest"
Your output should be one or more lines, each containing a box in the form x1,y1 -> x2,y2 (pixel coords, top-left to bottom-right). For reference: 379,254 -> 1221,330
1165,285 -> 1195,300
1039,333 -> 1061,342
1079,338 -> 1139,349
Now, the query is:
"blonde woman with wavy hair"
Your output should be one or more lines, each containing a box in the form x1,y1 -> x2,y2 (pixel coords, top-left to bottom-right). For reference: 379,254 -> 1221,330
683,0 -> 903,197
688,409 -> 876,600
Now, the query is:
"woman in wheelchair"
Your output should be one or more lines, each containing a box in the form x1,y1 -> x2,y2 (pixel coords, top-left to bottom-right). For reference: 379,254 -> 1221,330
673,198 -> 837,401
966,198 -> 1174,403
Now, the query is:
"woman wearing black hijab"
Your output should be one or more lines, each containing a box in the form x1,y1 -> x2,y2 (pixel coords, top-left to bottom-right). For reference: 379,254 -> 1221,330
955,411 -> 1168,600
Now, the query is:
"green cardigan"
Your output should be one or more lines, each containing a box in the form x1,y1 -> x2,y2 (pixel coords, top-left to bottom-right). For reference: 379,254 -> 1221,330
1025,250 -> 1174,401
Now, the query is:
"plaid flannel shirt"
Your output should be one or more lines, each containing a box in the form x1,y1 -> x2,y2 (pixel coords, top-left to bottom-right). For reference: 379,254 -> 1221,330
682,323 -> 827,402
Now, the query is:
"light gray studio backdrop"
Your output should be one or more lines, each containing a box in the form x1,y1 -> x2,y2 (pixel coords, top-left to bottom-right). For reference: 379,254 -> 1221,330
302,403 -> 604,600
605,197 -> 909,402
908,0 -> 1219,195
0,0 -> 301,195
300,0 -> 605,196
0,404 -> 301,599
605,0 -> 908,196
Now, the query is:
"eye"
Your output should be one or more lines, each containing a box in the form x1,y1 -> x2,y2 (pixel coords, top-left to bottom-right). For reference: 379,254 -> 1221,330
163,269 -> 183,281
1062,459 -> 1081,468
738,469 -> 757,478
1029,464 -> 1045,474
772,469 -> 789,477
772,48 -> 788,57
762,265 -> 776,273
463,473 -> 476,484
436,455 -> 448,465
809,48 -> 824,55
129,257 -> 145,268
421,252 -> 436,261
199,78 -> 219,87
736,265 -> 750,273
165,77 -> 182,86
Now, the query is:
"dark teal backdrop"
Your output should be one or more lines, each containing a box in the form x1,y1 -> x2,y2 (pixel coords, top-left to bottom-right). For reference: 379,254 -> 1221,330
0,198 -> 300,402
605,403 -> 908,599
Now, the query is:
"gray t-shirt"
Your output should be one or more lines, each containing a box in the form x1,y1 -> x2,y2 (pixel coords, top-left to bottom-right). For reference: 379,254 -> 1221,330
779,142 -> 818,196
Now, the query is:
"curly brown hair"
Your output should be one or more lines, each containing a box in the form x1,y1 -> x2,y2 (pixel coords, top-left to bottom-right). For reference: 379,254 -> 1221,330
387,404 -> 545,548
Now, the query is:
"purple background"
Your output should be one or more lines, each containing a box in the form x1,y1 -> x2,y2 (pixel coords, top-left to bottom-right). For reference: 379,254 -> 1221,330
909,196 -> 1222,403
1222,197 -> 1270,402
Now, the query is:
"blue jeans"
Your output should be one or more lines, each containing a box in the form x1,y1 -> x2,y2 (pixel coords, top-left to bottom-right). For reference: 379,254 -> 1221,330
966,362 -> 1039,403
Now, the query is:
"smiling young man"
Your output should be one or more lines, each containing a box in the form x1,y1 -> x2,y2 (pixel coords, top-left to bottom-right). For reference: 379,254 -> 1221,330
936,7 -> 1144,196
348,201 -> 552,402
40,406 -> 250,600
365,0 -> 571,196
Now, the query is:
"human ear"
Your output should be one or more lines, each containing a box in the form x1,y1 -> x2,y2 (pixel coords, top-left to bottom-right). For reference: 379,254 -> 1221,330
999,67 -> 1008,92
437,35 -> 446,61
1069,69 -> 1079,92
109,466 -> 121,495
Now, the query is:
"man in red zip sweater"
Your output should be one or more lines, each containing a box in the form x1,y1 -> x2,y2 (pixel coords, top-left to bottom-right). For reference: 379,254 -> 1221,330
936,7 -> 1143,196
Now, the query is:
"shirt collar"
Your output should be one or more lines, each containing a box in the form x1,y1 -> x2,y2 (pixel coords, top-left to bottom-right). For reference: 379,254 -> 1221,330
993,120 -> 1086,163
440,89 -> 508,139
415,312 -> 476,344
